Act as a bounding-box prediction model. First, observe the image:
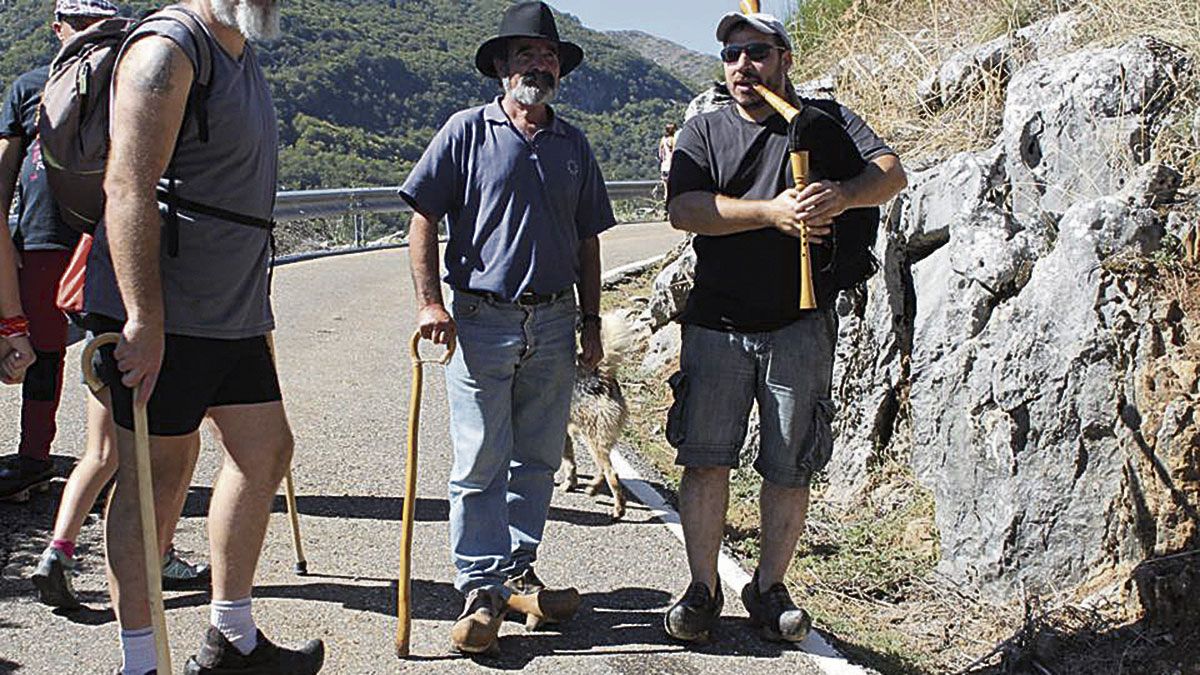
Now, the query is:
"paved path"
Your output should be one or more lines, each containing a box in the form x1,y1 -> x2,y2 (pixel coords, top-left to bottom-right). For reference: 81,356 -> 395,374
0,222 -> 826,674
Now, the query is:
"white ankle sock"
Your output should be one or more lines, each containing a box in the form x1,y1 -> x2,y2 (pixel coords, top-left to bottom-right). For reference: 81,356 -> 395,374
211,597 -> 258,655
119,627 -> 156,675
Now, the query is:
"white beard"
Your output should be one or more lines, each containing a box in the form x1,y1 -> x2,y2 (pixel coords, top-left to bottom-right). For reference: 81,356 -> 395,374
502,72 -> 557,106
210,0 -> 281,42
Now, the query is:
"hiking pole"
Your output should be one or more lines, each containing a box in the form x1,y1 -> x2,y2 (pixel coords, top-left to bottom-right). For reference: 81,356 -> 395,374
265,333 -> 308,575
396,329 -> 455,658
753,83 -> 817,310
82,333 -> 172,674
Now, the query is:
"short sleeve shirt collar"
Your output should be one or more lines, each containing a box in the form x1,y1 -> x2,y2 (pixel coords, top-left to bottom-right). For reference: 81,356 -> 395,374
482,96 -> 568,138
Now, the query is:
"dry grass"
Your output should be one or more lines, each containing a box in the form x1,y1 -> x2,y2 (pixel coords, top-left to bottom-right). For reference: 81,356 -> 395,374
607,260 -> 1197,672
786,0 -> 1200,179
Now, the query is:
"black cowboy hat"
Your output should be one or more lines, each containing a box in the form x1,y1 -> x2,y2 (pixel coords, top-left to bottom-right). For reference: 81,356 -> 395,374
475,1 -> 584,79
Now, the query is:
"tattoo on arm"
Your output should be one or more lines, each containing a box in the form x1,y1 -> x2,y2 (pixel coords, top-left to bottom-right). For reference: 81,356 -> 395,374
124,38 -> 182,95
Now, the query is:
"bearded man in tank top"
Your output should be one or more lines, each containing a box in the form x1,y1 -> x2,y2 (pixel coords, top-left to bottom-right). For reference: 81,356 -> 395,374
84,1 -> 324,673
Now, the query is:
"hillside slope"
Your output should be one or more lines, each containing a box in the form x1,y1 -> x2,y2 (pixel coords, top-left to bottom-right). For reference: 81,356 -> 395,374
608,29 -> 721,91
0,0 -> 695,186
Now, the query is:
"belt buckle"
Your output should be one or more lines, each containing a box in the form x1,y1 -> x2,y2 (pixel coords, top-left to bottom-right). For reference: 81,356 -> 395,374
515,292 -> 540,306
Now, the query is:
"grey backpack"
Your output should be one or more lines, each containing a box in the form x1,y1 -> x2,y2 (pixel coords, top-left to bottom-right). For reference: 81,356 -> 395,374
37,6 -> 212,234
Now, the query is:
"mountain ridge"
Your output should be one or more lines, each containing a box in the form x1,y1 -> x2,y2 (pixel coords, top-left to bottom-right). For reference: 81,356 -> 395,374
0,0 -> 693,186
608,29 -> 721,92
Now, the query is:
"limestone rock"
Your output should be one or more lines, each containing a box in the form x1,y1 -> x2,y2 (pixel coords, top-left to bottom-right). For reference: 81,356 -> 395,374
1013,11 -> 1081,62
685,83 -> 733,121
640,322 -> 681,375
1118,162 -> 1183,207
647,242 -> 696,331
1003,37 -> 1188,229
909,198 -> 1166,598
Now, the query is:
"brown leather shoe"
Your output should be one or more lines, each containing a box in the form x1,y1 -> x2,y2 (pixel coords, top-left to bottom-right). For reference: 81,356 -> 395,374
450,588 -> 506,655
504,568 -> 581,631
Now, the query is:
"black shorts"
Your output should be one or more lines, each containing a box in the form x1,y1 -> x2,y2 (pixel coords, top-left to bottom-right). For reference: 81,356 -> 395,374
87,315 -> 282,436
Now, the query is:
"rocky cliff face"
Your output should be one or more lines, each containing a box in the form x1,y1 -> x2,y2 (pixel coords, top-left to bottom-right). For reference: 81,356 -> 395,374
652,14 -> 1198,605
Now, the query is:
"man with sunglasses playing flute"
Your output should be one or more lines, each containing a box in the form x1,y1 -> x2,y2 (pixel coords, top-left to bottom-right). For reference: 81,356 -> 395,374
662,10 -> 906,644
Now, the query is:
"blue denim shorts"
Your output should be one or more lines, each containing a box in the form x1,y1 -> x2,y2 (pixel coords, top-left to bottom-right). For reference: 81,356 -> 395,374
666,313 -> 838,488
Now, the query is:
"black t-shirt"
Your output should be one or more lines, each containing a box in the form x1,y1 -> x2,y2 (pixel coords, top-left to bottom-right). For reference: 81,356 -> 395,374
667,100 -> 893,333
0,65 -> 79,252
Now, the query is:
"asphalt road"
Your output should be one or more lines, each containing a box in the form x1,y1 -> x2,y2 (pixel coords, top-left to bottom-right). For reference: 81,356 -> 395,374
0,221 -> 825,674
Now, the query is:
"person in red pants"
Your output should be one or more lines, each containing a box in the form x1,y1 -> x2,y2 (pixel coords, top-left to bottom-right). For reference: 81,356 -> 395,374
0,3 -> 99,500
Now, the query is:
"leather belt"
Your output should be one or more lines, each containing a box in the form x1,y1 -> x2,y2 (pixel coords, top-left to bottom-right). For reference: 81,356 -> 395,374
457,288 -> 572,306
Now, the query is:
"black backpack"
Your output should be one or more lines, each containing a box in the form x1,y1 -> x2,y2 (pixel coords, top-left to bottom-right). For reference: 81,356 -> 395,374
786,101 -> 882,300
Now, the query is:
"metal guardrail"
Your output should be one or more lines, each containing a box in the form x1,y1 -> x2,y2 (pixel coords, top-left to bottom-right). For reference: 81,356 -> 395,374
273,180 -> 658,223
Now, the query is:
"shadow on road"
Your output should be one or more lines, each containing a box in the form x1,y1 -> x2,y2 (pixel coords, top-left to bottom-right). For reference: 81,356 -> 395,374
178,488 -> 643,528
0,454 -> 99,603
246,579 -> 800,666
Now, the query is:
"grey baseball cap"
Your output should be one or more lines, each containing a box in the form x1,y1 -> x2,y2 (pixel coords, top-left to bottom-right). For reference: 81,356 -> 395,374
54,0 -> 119,18
716,12 -> 793,51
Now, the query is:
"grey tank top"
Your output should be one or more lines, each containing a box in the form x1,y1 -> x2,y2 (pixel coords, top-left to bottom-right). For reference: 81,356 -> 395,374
85,8 -> 279,339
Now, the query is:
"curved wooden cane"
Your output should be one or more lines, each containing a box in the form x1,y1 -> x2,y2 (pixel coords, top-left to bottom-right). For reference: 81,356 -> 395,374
396,330 -> 456,658
82,333 -> 172,674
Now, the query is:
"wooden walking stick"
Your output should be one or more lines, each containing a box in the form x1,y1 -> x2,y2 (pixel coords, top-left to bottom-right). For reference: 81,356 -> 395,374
396,330 -> 455,658
282,470 -> 307,575
753,83 -> 818,310
265,333 -> 308,575
82,333 -> 172,674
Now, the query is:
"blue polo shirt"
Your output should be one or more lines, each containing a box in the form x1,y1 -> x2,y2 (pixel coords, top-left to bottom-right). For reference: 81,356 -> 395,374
399,97 -> 616,300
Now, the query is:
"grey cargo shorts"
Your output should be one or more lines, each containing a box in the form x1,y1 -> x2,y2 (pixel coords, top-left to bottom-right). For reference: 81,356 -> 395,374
665,312 -> 838,488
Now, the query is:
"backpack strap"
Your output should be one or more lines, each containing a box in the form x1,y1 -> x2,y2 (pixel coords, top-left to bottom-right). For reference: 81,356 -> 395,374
124,5 -> 218,256
156,185 -> 279,291
154,188 -> 274,231
135,7 -> 213,87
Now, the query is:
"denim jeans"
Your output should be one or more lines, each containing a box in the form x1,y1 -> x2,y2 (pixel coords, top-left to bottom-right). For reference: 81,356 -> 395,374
444,290 -> 577,595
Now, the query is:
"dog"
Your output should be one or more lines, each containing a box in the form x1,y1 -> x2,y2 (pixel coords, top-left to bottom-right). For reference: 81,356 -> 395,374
560,310 -> 638,520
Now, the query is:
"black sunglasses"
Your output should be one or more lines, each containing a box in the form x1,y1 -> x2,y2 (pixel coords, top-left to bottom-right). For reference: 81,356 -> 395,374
720,42 -> 783,63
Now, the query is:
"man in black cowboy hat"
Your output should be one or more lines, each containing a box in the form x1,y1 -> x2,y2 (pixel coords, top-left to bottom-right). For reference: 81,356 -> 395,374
400,0 -> 615,656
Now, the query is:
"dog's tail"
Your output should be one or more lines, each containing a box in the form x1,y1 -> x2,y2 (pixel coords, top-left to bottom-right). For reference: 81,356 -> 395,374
598,310 -> 639,371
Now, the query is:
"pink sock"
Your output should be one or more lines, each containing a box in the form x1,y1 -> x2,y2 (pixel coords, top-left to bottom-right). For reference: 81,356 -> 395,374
51,539 -> 76,559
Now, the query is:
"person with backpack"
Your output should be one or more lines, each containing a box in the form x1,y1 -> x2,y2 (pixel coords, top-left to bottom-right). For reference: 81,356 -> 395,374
661,11 -> 907,645
0,0 -> 209,605
0,0 -> 122,502
80,1 -> 324,673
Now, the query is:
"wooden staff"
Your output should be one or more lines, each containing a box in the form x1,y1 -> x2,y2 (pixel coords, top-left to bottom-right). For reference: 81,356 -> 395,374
265,333 -> 308,576
82,333 -> 172,674
396,330 -> 455,658
753,83 -> 817,310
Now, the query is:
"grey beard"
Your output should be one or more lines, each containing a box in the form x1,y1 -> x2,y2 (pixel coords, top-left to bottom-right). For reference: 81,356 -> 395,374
503,77 -> 556,106
210,0 -> 282,42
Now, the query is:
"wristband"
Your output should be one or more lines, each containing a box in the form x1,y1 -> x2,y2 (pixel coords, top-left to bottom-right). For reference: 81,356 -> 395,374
580,314 -> 601,325
0,315 -> 30,339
